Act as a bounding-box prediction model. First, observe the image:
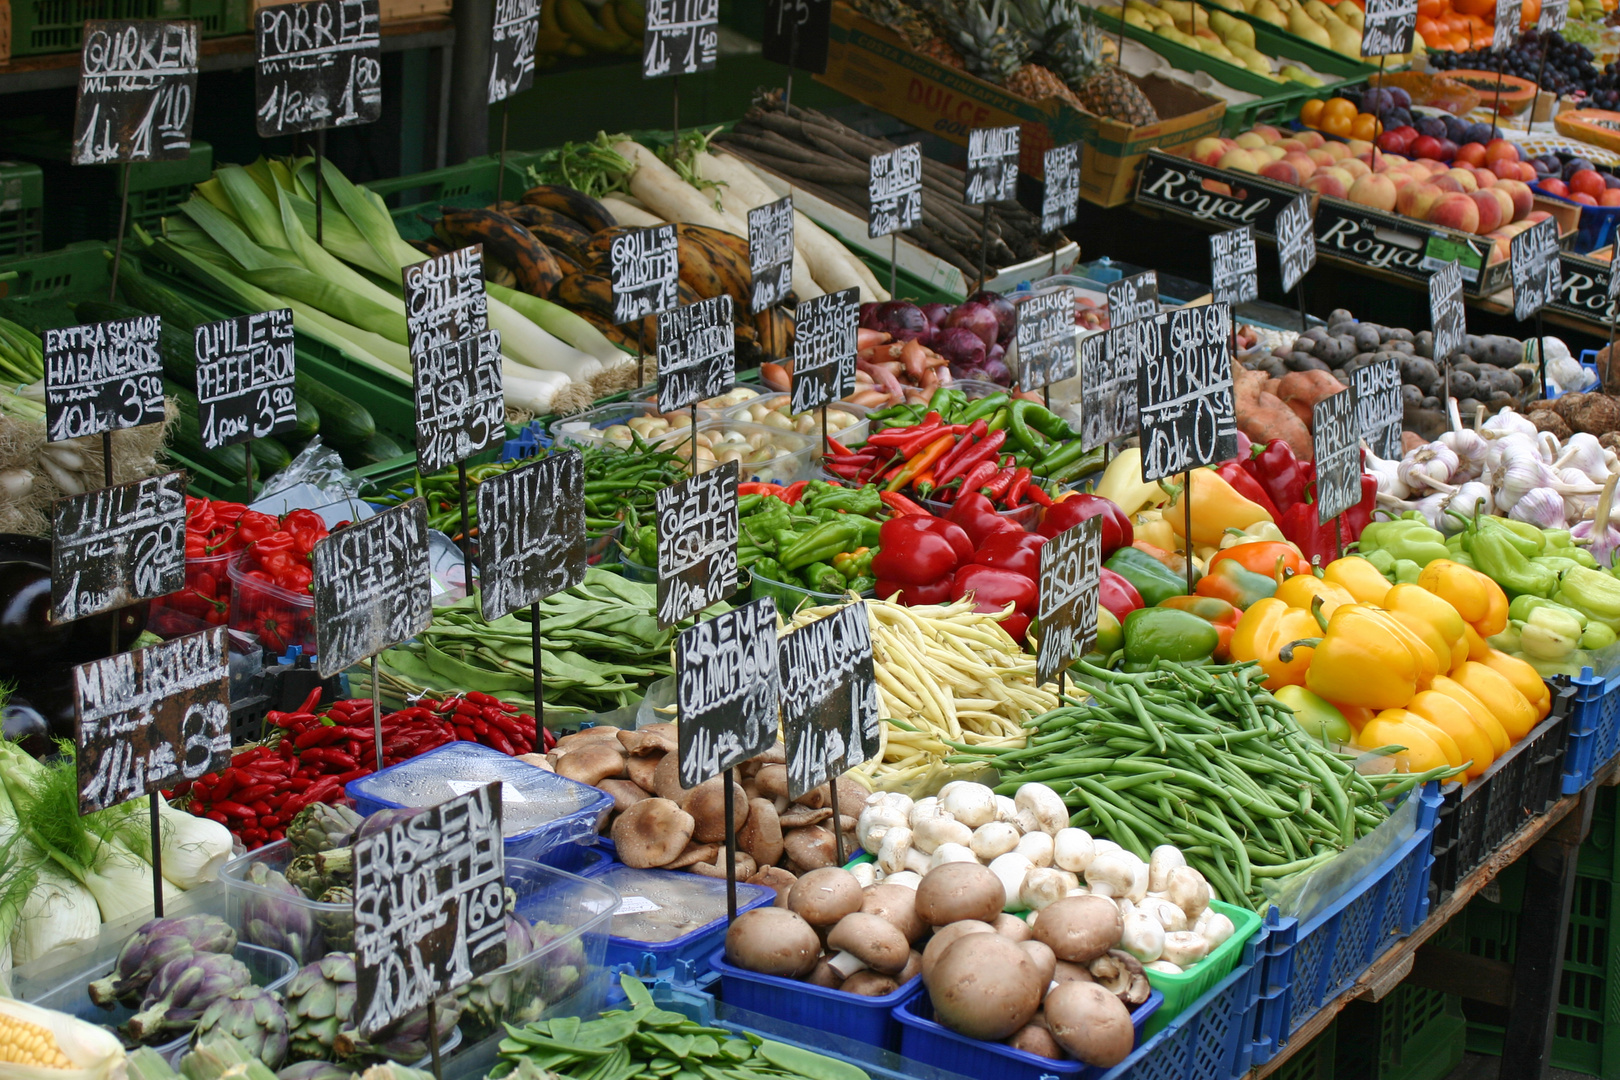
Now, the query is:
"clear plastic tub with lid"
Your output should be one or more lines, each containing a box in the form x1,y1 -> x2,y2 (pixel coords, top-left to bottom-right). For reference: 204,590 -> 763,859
721,394 -> 872,453
594,866 -> 773,978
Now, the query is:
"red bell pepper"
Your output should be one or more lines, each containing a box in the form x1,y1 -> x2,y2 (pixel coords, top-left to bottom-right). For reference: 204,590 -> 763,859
1037,493 -> 1133,558
951,564 -> 1039,642
945,492 -> 1021,548
1099,568 -> 1144,623
1244,440 -> 1311,513
1215,460 -> 1280,521
1343,471 -> 1376,544
870,516 -> 974,586
1278,500 -> 1340,565
974,530 -> 1045,581
876,579 -> 955,605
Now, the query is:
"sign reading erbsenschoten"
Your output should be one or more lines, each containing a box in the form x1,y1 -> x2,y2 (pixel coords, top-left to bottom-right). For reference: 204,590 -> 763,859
75,626 -> 231,814
254,0 -> 381,137
656,460 -> 739,628
194,309 -> 298,450
676,597 -> 781,789
311,499 -> 433,677
44,315 -> 165,443
780,601 -> 880,800
789,287 -> 859,414
352,783 -> 506,1038
965,126 -> 1020,206
73,20 -> 199,165
476,450 -> 587,623
868,143 -> 922,239
1035,516 -> 1102,686
1136,303 -> 1238,482
657,296 -> 736,413
748,196 -> 795,314
52,473 -> 186,624
1041,143 -> 1080,233
610,224 -> 680,325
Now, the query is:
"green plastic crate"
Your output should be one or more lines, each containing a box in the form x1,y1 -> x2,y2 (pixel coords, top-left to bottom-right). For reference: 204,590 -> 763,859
1336,982 -> 1467,1080
7,0 -> 251,57
1273,1022 -> 1337,1080
368,153 -> 550,241
1144,899 -> 1263,1037
0,162 -> 45,258
1579,785 -> 1620,883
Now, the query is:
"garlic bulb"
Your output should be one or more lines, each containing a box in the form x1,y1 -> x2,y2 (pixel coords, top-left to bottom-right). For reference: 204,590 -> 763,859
1409,492 -> 1451,531
1397,443 -> 1460,494
1441,398 -> 1487,481
1573,472 -> 1620,569
1482,408 -> 1537,438
1556,433 -> 1609,483
1363,446 -> 1410,500
1448,481 -> 1495,522
1510,487 -> 1568,528
1561,468 -> 1600,522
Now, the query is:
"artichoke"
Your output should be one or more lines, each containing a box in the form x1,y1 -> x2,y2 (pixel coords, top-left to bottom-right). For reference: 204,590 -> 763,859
192,986 -> 291,1070
181,1031 -> 282,1080
277,1062 -> 356,1080
332,996 -> 460,1064
126,951 -> 254,1041
284,952 -> 357,1062
89,914 -> 236,1007
286,855 -> 330,900
456,915 -> 535,1036
357,1065 -> 435,1080
527,922 -> 584,1004
315,888 -> 355,953
243,861 -> 319,963
287,804 -> 363,858
313,847 -> 353,888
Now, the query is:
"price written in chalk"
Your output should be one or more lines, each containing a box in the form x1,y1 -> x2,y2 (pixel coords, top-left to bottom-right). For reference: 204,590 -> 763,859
1353,357 -> 1403,461
1081,325 -> 1140,450
610,225 -> 679,325
254,0 -> 381,137
1494,0 -> 1520,49
489,0 -> 541,103
762,0 -> 832,72
1036,517 -> 1102,686
1512,216 -> 1562,321
1107,271 -> 1159,328
1313,387 -> 1362,523
965,126 -> 1020,205
1210,226 -> 1259,306
44,315 -> 165,444
1042,144 -> 1080,234
1277,194 -> 1317,294
1015,288 -> 1077,391
748,196 -> 795,314
476,450 -> 587,623
1136,304 -> 1238,482
789,287 -> 859,415
194,308 -> 298,450
656,460 -> 739,628
1429,260 -> 1466,366
312,499 -> 433,677
642,0 -> 719,77
1361,0 -> 1418,55
404,247 -> 504,475
780,601 -> 880,800
53,473 -> 186,624
73,20 -> 198,165
677,597 -> 781,789
657,296 -> 736,414
869,144 -> 922,239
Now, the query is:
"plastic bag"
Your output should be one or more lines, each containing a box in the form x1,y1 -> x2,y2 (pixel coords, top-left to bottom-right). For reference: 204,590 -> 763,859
1260,789 -> 1422,923
255,437 -> 362,503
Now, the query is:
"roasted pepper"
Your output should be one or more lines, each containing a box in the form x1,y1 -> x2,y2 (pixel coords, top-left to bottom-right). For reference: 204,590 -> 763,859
1164,468 -> 1275,548
1384,583 -> 1469,672
1358,709 -> 1463,772
1419,559 -> 1509,637
1358,517 -> 1452,567
1122,607 -> 1220,671
1274,684 -> 1354,743
1230,597 -> 1320,689
1450,661 -> 1539,740
1106,545 -> 1189,607
1275,574 -> 1356,618
1297,602 -> 1428,710
1406,690 -> 1496,778
1323,556 -> 1392,605
1158,595 -> 1242,660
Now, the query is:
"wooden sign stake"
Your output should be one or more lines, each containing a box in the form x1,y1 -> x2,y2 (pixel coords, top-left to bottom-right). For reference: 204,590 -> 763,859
724,766 -> 738,918
427,1014 -> 443,1080
532,600 -> 544,742
149,798 -> 165,916
979,204 -> 991,289
371,655 -> 384,769
101,432 -> 116,686
672,76 -> 681,163
1528,49 -> 1548,133
827,765 -> 845,865
889,234 -> 897,299
1183,468 -> 1195,592
457,459 -> 475,592
1296,277 -> 1309,333
1334,516 -> 1344,561
110,165 -> 132,300
1537,310 -> 1548,398
497,101 -> 511,206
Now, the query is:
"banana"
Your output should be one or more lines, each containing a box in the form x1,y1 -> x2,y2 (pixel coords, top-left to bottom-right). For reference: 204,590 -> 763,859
521,184 -> 617,233
676,236 -> 728,302
553,272 -> 618,320
438,208 -> 564,298
499,203 -> 594,258
678,226 -> 751,309
616,0 -> 646,34
556,0 -> 634,53
541,0 -> 562,33
577,309 -> 640,351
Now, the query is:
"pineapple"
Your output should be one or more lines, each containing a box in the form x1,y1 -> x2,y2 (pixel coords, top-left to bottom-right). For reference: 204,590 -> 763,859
1042,0 -> 1160,125
938,0 -> 1085,109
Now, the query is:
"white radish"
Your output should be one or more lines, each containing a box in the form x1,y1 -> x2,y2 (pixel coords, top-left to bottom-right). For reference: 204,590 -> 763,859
614,141 -> 746,233
600,195 -> 665,229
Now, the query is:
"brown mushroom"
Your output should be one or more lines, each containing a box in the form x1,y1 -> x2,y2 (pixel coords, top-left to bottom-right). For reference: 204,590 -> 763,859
555,727 -> 622,751
680,776 -> 750,844
1045,981 -> 1135,1067
1052,960 -> 1094,986
914,862 -> 1005,926
626,753 -> 662,793
804,958 -> 845,989
652,752 -> 685,801
746,866 -> 797,906
925,933 -> 1045,1041
666,842 -> 720,869
799,776 -> 867,814
724,908 -> 820,978
1090,949 -> 1152,1007
827,912 -> 911,975
754,763 -> 789,802
861,883 -> 925,944
1006,1017 -> 1064,1060
692,849 -> 757,881
555,742 -> 628,786
782,826 -> 838,869
994,912 -> 1034,942
919,920 -> 995,983
599,779 -> 650,815
737,798 -> 784,867
788,867 -> 864,929
1033,895 -> 1123,963
610,798 -> 694,868
896,949 -> 922,984
777,805 -> 833,830
618,727 -> 676,756
840,970 -> 900,997
1019,939 -> 1057,987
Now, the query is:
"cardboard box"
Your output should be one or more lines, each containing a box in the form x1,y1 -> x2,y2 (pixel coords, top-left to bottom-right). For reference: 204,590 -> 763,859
814,1 -> 1224,207
0,0 -> 11,65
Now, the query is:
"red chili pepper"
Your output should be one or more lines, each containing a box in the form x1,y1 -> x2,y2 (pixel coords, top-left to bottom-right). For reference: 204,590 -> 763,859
293,725 -> 341,750
483,709 -> 525,737
213,800 -> 257,820
335,768 -> 372,785
302,778 -> 344,804
486,730 -> 516,755
204,810 -> 229,825
464,691 -> 501,707
299,747 -> 358,770
455,724 -> 477,741
232,783 -> 275,804
212,773 -> 239,801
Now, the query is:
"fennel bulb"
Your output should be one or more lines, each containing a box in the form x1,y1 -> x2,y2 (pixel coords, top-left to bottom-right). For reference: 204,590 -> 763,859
156,794 -> 234,889
9,860 -> 101,966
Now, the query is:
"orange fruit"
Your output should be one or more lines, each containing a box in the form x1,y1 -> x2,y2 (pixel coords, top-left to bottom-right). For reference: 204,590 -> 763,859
1300,98 -> 1326,127
1322,113 -> 1354,137
1351,113 -> 1382,140
1323,97 -> 1358,122
1418,0 -> 1445,16
1448,28 -> 1473,47
1416,15 -> 1443,39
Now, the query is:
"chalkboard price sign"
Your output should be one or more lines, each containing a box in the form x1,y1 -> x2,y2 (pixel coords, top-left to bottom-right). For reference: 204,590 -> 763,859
1015,288 -> 1077,391
1352,357 -> 1403,461
677,597 -> 782,789
52,472 -> 186,624
75,626 -> 231,815
312,499 -> 433,678
610,225 -> 680,325
748,196 -> 795,314
1277,193 -> 1317,294
1106,271 -> 1159,328
1042,144 -> 1080,233
1313,387 -> 1362,523
642,0 -> 720,78
1136,304 -> 1238,482
1610,246 -> 1620,306
1494,0 -> 1521,49
489,0 -> 541,104
1539,0 -> 1568,32
254,0 -> 381,138
780,601 -> 880,800
195,309 -> 298,450
868,144 -> 923,239
404,245 -> 489,354
1429,260 -> 1466,365
657,296 -> 736,414
1080,325 -> 1140,450
405,247 -> 504,475
353,782 -> 506,1038
1512,216 -> 1562,321
656,460 -> 740,628
762,0 -> 832,73
1210,227 -> 1260,306
1362,0 -> 1418,55
477,450 -> 587,623
1036,517 -> 1102,687
73,21 -> 199,165
965,126 -> 1020,206
44,315 -> 165,444
790,287 -> 860,415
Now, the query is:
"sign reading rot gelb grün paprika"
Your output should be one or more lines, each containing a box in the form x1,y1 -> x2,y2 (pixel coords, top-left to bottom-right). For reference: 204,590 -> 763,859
1136,304 -> 1238,482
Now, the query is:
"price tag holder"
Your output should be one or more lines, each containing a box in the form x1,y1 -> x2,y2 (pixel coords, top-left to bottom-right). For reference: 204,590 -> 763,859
1036,517 -> 1102,687
75,626 -> 230,814
312,499 -> 433,677
73,20 -> 199,164
352,783 -> 506,1040
790,287 -> 859,414
748,196 -> 795,314
1361,0 -> 1418,55
489,0 -> 541,103
762,0 -> 832,73
52,473 -> 186,624
676,597 -> 782,789
1080,325 -> 1140,450
1136,304 -> 1238,482
779,601 -> 880,801
1313,387 -> 1362,523
1430,260 -> 1466,365
254,0 -> 381,137
45,315 -> 165,443
1210,227 -> 1260,306
1015,288 -> 1077,391
657,296 -> 736,413
1106,271 -> 1159,328
476,450 -> 587,623
965,126 -> 1020,206
1539,0 -> 1568,31
1494,0 -> 1521,48
1512,216 -> 1562,321
642,0 -> 719,77
656,460 -> 740,628
404,248 -> 504,475
1277,193 -> 1317,295
195,309 -> 297,450
1041,144 -> 1080,233
868,144 -> 923,239
611,224 -> 680,325
1353,357 -> 1403,460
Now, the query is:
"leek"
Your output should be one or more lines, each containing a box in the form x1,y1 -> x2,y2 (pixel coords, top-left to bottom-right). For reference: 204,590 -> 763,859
216,164 -> 291,251
487,282 -> 631,364
238,266 -> 408,344
276,188 -> 399,310
486,297 -> 601,378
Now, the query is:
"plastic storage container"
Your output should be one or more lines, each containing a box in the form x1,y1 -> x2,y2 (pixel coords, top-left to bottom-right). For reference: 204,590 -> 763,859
1143,900 -> 1263,1037
220,838 -> 364,964
750,571 -> 864,616
229,555 -> 316,653
598,867 -> 773,978
694,419 -> 816,484
148,548 -> 236,639
549,402 -> 664,449
345,743 -> 615,865
721,394 -> 873,453
709,947 -> 922,1050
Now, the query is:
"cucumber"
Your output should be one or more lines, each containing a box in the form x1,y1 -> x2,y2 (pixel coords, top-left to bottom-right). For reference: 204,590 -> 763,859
293,371 -> 375,449
342,431 -> 406,469
74,298 -> 196,388
293,394 -> 320,441
118,257 -> 214,332
165,380 -> 293,481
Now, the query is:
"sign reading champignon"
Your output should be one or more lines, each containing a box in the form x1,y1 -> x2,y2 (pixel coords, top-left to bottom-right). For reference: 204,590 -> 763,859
676,597 -> 781,789
779,601 -> 880,800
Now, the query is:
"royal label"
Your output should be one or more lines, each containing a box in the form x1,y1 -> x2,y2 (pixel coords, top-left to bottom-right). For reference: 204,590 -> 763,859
657,296 -> 736,413
790,287 -> 859,414
677,597 -> 782,789
762,0 -> 832,72
476,450 -> 587,623
1353,357 -> 1403,461
656,460 -> 739,628
1210,226 -> 1259,306
1362,0 -> 1417,55
1136,304 -> 1237,482
1429,260 -> 1466,365
1080,326 -> 1139,450
1106,270 -> 1159,328
868,143 -> 923,239
965,126 -> 1019,205
1041,144 -> 1080,234
1313,387 -> 1362,523
1545,249 -> 1619,327
1314,199 -> 1494,291
1278,193 -> 1317,295
195,309 -> 297,450
52,473 -> 186,624
489,0 -> 541,103
312,499 -> 433,677
748,196 -> 795,314
1036,517 -> 1101,686
255,0 -> 381,137
1015,288 -> 1077,391
44,315 -> 165,443
75,626 -> 230,814
642,0 -> 719,77
73,20 -> 198,164
610,224 -> 680,325
1135,151 -> 1295,239
1512,216 -> 1561,321
353,783 -> 506,1038
780,602 -> 880,800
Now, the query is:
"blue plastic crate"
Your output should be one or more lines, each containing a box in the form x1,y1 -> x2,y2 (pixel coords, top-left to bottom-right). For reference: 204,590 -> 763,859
1249,909 -> 1299,1072
544,841 -> 615,878
599,866 -> 773,981
895,987 -> 1162,1080
1557,663 -> 1620,794
711,947 -> 922,1050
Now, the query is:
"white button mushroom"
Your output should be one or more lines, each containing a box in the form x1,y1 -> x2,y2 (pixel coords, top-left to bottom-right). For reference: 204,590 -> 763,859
1138,896 -> 1187,933
1092,839 -> 1123,859
857,802 -> 909,853
1195,910 -> 1235,950
1015,783 -> 1070,836
1145,960 -> 1184,975
1054,828 -> 1096,874
912,815 -> 973,855
1128,859 -> 1150,904
1020,867 -> 1070,910
1084,851 -> 1138,900
1159,931 -> 1210,969
877,826 -> 914,876
885,871 -> 923,890
1120,911 -> 1165,963
909,797 -> 945,827
928,842 -> 978,870
903,847 -> 932,875
969,821 -> 1022,862
995,794 -> 1024,826
1015,831 -> 1055,868
1148,845 -> 1187,894
850,861 -> 878,887
988,852 -> 1035,911
942,783 -> 998,828
1167,866 -> 1212,920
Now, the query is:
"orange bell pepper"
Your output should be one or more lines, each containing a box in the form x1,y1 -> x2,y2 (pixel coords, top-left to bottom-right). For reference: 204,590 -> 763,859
1407,690 -> 1496,778
1230,597 -> 1320,689
1429,675 -> 1511,755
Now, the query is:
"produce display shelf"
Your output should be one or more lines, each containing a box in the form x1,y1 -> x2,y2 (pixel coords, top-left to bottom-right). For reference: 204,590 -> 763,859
0,159 -> 44,257
6,0 -> 251,59
1557,652 -> 1620,793
1333,982 -> 1466,1080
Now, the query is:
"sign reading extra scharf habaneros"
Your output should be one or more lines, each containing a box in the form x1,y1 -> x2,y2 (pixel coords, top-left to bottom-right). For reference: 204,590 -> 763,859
44,315 -> 165,443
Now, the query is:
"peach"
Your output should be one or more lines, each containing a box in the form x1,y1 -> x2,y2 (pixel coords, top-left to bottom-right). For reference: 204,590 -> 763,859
1308,148 -> 1337,167
1489,157 -> 1521,180
1602,189 -> 1620,207
1347,138 -> 1374,157
1484,185 -> 1514,224
1388,171 -> 1418,194
1282,151 -> 1319,179
1526,210 -> 1552,224
1322,141 -> 1351,161
1252,124 -> 1284,142
1472,167 -> 1498,189
1518,162 -> 1537,182
1258,145 -> 1287,162
1296,130 -> 1327,149
1467,189 -> 1502,233
1189,136 -> 1227,165
1340,158 -> 1372,180
1278,138 -> 1307,153
1349,173 -> 1399,211
1397,182 -> 1445,220
1429,192 -> 1481,233
1431,174 -> 1465,194
1499,179 -> 1534,221
1445,168 -> 1479,193
1306,172 -> 1349,199
1454,143 -> 1487,167
1236,132 -> 1269,149
1260,160 -> 1302,185
1218,148 -> 1260,173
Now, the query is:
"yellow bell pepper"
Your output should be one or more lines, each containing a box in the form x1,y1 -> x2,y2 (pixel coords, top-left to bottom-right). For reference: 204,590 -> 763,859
1451,661 -> 1538,741
1418,559 -> 1509,637
1275,574 -> 1356,618
1133,510 -> 1176,553
1384,584 -> 1468,672
1359,709 -> 1460,772
1165,469 -> 1274,549
1407,690 -> 1496,778
1459,623 -> 1493,666
1477,649 -> 1552,718
1230,597 -> 1319,689
1373,606 -> 1441,691
1303,603 -> 1423,710
1430,675 -> 1511,755
1095,448 -> 1169,517
1323,556 -> 1392,605
1220,521 -> 1293,549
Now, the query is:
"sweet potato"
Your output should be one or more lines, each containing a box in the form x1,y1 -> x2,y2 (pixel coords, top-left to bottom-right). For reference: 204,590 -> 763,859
1276,370 -> 1345,429
1234,357 -> 1312,460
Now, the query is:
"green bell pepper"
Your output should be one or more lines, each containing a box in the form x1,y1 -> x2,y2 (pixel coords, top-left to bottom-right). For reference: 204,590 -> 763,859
1105,546 -> 1189,607
1508,594 -> 1587,629
1583,622 -> 1618,650
753,556 -> 789,584
1358,517 -> 1451,566
1363,548 -> 1398,579
1480,516 -> 1547,558
1274,685 -> 1355,743
803,561 -> 847,594
1466,526 -> 1558,598
1392,559 -> 1423,584
780,519 -> 867,570
1121,607 -> 1219,671
1557,566 -> 1620,628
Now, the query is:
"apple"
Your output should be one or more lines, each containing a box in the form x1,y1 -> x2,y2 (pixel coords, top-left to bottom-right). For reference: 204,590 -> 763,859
1397,182 -> 1445,220
1445,168 -> 1478,193
1412,135 -> 1444,160
1484,138 -> 1520,163
1236,132 -> 1268,149
1261,161 -> 1302,185
1467,189 -> 1502,233
1570,169 -> 1607,198
1349,173 -> 1399,211
1378,130 -> 1414,154
1572,192 -> 1598,205
1454,143 -> 1487,167
1540,177 -> 1569,197
1307,172 -> 1349,198
1429,192 -> 1481,233
1282,151 -> 1319,179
